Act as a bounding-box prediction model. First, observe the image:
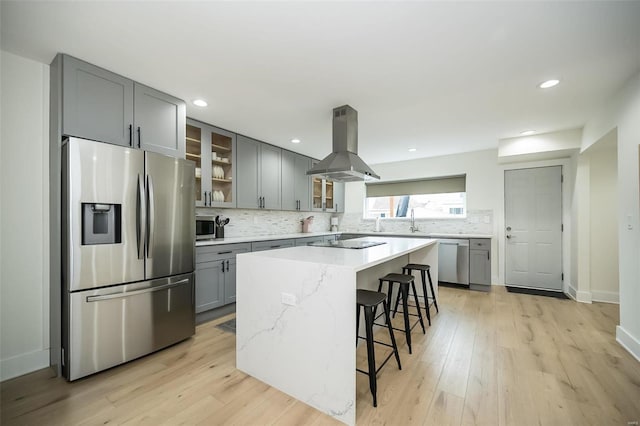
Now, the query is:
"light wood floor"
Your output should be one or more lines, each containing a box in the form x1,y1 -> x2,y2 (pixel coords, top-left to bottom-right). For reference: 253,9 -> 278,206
2,286 -> 639,425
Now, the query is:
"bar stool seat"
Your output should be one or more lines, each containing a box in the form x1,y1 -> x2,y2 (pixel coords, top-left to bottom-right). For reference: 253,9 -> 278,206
356,289 -> 402,407
401,263 -> 439,326
376,273 -> 425,354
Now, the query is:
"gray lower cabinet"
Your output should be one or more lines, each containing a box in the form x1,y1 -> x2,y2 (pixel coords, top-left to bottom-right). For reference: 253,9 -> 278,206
195,243 -> 250,313
282,150 -> 312,211
236,135 -> 282,210
294,235 -> 338,246
469,239 -> 491,285
295,236 -> 325,246
195,260 -> 224,312
251,239 -> 295,252
58,54 -> 185,158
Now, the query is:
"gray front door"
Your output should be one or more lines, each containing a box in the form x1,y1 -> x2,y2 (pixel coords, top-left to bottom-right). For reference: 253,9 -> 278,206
505,166 -> 563,290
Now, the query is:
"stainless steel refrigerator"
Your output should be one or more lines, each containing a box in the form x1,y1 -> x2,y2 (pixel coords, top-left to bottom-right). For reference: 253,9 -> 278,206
61,137 -> 195,381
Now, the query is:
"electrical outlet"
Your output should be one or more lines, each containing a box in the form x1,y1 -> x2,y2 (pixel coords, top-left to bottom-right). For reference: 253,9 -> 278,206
281,292 -> 297,306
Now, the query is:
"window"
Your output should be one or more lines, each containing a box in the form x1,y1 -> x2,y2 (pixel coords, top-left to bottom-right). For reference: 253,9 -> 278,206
364,175 -> 466,219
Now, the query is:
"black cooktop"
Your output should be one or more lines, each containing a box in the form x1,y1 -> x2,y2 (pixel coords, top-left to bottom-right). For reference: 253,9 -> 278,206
310,240 -> 386,249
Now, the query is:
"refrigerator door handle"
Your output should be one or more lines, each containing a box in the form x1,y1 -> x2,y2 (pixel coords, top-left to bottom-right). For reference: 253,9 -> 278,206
85,278 -> 190,302
137,174 -> 146,259
147,174 -> 155,258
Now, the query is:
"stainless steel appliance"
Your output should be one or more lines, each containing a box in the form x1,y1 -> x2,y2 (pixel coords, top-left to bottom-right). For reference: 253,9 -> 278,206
62,137 -> 195,381
438,239 -> 469,285
306,105 -> 380,182
196,216 -> 216,240
310,240 -> 386,249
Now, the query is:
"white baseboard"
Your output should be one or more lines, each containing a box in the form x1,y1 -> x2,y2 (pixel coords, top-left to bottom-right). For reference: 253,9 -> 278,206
565,283 -> 592,303
591,290 -> 619,304
616,326 -> 640,363
576,290 -> 593,303
0,349 -> 49,382
566,284 -> 577,300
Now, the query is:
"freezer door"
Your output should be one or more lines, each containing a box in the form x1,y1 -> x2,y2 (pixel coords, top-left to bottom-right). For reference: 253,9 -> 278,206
65,273 -> 195,381
145,152 -> 195,279
63,137 -> 145,291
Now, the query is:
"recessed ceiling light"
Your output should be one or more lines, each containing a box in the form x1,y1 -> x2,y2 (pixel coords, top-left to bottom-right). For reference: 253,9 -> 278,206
520,130 -> 536,136
539,79 -> 560,89
193,99 -> 208,107
408,148 -> 417,152
291,138 -> 301,144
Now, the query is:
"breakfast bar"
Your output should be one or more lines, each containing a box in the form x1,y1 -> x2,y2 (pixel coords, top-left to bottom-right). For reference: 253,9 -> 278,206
236,236 -> 438,425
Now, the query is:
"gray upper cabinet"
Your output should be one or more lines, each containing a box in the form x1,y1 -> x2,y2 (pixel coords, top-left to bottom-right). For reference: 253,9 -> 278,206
236,136 -> 260,208
333,181 -> 345,213
62,55 -> 134,147
282,150 -> 311,211
59,54 -> 185,158
260,144 -> 282,209
134,83 -> 185,158
236,135 -> 282,210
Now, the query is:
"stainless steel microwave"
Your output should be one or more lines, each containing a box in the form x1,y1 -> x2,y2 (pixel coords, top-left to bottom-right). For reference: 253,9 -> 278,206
196,216 -> 216,240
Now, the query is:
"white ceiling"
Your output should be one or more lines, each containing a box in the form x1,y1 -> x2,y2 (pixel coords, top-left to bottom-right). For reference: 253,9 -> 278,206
2,1 -> 639,165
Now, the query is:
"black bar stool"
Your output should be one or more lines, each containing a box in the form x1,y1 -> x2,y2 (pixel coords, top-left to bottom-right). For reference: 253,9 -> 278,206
376,273 -> 425,354
356,289 -> 402,407
400,263 -> 439,326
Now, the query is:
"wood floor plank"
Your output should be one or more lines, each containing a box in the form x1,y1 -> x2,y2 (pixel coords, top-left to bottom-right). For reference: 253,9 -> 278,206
2,287 -> 640,426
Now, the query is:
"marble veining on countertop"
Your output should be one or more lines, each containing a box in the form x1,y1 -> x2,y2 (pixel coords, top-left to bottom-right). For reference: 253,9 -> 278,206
196,232 -> 339,246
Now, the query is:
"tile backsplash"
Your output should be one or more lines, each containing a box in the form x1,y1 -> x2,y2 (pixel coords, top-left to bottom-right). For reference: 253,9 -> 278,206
196,208 -> 493,237
196,208 -> 336,237
338,210 -> 494,235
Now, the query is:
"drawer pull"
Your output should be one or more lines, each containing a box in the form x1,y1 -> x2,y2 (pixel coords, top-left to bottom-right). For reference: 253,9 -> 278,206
217,250 -> 232,255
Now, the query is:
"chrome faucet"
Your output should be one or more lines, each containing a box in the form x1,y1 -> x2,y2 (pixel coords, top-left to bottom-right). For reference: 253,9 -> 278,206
409,208 -> 419,233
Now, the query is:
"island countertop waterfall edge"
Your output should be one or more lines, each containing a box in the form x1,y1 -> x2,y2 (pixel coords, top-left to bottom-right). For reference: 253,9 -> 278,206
235,237 -> 439,425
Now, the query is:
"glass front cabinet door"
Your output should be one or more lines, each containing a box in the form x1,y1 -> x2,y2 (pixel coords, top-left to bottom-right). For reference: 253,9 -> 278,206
311,160 -> 343,212
186,119 -> 236,208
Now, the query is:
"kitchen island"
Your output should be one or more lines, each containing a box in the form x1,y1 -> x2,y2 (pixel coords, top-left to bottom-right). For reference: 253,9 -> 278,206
236,236 -> 438,425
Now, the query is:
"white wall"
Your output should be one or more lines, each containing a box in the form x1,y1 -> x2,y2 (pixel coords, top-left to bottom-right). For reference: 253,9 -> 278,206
588,137 -> 619,303
498,128 -> 582,162
582,71 -> 640,361
343,148 -> 576,288
0,51 -> 50,381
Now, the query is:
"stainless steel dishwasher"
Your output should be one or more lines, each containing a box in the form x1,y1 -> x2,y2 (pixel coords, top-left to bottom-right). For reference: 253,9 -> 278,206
437,239 -> 470,285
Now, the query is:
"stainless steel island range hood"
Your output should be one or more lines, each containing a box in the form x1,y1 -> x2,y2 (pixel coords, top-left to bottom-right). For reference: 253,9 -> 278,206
306,105 -> 380,182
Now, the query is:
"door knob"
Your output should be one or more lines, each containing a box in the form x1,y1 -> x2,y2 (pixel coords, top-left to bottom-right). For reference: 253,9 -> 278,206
506,235 -> 512,239
506,226 -> 512,231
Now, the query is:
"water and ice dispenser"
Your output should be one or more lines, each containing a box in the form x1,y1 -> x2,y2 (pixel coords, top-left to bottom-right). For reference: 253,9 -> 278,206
81,203 -> 122,245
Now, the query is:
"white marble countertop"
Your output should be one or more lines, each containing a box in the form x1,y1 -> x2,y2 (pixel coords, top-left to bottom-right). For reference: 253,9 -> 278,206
346,231 -> 493,239
196,231 -> 339,246
238,236 -> 437,272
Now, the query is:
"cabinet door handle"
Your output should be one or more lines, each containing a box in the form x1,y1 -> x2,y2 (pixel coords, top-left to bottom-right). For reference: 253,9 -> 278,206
137,126 -> 141,148
221,260 -> 225,273
129,124 -> 133,146
226,260 -> 230,270
209,191 -> 212,207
